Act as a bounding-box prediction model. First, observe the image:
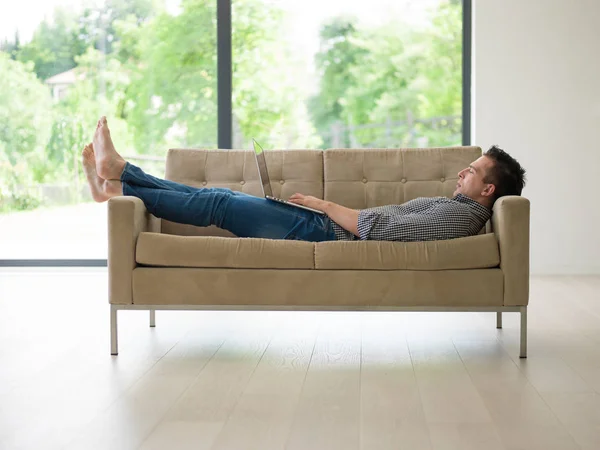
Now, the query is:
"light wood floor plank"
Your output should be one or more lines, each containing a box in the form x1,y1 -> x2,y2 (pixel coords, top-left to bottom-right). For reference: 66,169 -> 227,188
453,339 -> 582,449
284,313 -> 362,450
408,338 -> 494,424
207,322 -> 319,450
360,316 -> 432,450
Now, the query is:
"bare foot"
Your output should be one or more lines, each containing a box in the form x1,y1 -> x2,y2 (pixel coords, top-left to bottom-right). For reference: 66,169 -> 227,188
94,116 -> 126,180
82,144 -> 124,202
82,144 -> 109,202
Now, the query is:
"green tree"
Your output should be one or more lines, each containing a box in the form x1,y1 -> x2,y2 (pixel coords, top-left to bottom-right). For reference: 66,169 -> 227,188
0,53 -> 53,166
114,0 -> 218,153
0,31 -> 21,60
76,0 -> 158,57
414,0 -> 462,119
348,0 -> 462,146
231,0 -> 321,148
308,0 -> 463,148
16,7 -> 83,80
117,0 -> 319,153
14,0 -> 157,81
307,18 -> 368,147
0,53 -> 53,211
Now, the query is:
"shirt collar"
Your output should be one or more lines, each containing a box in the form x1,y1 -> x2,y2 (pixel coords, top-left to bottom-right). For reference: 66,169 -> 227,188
453,194 -> 492,221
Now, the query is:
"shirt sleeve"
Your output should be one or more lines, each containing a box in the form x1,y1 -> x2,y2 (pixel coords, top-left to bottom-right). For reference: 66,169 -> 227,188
357,209 -> 384,240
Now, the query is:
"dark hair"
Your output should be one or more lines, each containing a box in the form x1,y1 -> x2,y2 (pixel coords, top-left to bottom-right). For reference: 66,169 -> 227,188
483,145 -> 526,199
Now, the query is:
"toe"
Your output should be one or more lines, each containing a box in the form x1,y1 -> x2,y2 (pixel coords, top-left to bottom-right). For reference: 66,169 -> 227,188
82,145 -> 94,161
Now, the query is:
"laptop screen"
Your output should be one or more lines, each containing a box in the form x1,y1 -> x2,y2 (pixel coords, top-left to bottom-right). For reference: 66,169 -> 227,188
252,140 -> 273,197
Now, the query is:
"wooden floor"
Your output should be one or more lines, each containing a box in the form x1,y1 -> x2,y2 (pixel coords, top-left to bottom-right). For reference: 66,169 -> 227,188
0,269 -> 599,450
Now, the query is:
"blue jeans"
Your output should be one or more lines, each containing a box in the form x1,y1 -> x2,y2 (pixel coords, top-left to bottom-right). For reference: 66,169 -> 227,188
120,162 -> 337,242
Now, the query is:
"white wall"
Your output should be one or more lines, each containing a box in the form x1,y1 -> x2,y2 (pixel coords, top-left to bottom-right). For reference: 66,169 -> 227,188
473,0 -> 600,274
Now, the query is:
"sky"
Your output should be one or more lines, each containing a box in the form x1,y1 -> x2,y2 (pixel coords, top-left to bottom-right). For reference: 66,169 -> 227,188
0,0 -> 442,42
0,0 -> 80,42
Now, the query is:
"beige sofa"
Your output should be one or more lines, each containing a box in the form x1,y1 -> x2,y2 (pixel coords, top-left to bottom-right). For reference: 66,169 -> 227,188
108,146 -> 530,357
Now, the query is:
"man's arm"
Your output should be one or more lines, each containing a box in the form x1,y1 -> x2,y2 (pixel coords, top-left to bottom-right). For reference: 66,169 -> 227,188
322,202 -> 360,237
288,193 -> 360,238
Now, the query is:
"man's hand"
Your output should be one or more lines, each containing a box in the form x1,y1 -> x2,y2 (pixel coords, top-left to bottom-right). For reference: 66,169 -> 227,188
288,193 -> 328,212
289,193 -> 360,237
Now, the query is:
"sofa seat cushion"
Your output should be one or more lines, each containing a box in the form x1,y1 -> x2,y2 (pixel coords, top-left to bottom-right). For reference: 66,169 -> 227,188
315,233 -> 499,270
136,233 -> 315,269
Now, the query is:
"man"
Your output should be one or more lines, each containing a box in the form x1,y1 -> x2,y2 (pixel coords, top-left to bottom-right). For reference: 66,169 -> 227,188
83,116 -> 526,242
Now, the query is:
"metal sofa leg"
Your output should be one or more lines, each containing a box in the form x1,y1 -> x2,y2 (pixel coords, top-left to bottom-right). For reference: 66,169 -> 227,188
111,304 -> 118,355
520,306 -> 527,358
496,311 -> 502,329
150,309 -> 156,328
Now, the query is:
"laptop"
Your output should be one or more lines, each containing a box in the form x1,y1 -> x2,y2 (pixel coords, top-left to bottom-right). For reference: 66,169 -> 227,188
252,139 -> 325,215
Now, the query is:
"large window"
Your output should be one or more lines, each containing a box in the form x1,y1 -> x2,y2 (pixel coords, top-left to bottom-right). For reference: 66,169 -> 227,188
232,0 -> 464,150
0,0 -> 467,264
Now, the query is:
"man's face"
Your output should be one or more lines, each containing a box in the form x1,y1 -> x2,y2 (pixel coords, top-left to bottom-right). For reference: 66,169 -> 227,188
453,156 -> 495,199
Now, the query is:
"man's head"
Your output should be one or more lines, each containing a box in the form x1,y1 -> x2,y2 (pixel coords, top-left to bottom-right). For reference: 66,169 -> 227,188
453,145 -> 526,208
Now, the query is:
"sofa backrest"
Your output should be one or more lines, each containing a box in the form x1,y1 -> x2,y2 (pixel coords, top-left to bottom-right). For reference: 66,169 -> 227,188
162,148 -> 324,236
161,146 -> 482,237
323,147 -> 482,209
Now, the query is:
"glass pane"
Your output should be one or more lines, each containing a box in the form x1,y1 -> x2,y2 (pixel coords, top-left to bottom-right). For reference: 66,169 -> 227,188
232,0 -> 462,149
0,0 -> 217,260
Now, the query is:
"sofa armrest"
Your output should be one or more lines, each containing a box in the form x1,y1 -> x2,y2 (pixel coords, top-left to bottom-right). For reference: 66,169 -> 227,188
108,196 -> 160,304
491,196 -> 530,306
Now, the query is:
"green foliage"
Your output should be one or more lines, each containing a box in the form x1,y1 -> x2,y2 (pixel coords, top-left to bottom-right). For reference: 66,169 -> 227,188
0,143 -> 43,213
116,0 -> 319,152
16,7 -> 82,80
8,0 -> 156,81
0,31 -> 21,60
0,53 -> 53,166
307,18 -> 369,147
309,0 -> 463,147
115,0 -> 218,153
0,54 -> 53,211
231,0 -> 321,148
76,0 -> 158,59
415,0 -> 462,119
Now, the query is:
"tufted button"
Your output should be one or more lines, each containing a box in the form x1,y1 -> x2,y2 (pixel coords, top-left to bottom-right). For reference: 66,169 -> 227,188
362,178 -> 368,183
401,178 -> 407,183
441,177 -> 445,182
280,180 -> 285,185
240,180 -> 245,185
202,181 -> 207,186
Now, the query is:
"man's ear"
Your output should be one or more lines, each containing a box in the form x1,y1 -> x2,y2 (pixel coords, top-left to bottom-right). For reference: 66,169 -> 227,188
482,184 -> 496,198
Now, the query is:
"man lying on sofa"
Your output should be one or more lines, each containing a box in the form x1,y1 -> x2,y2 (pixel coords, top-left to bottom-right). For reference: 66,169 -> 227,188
83,116 -> 526,243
